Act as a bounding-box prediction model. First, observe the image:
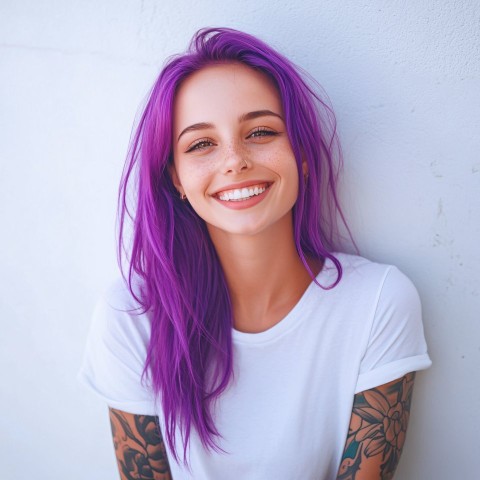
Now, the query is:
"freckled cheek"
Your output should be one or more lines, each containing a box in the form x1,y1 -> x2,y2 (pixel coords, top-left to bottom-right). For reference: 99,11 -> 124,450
183,160 -> 216,178
260,147 -> 299,176
177,158 -> 217,196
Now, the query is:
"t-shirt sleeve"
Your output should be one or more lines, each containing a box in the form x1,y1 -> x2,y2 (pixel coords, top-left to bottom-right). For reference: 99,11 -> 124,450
77,279 -> 157,415
354,266 -> 432,394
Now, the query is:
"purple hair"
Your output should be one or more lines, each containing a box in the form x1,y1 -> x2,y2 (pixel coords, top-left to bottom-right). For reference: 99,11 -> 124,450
117,27 -> 353,465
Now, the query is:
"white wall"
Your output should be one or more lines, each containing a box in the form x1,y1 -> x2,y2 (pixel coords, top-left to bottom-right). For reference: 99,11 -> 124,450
1,1 -> 478,478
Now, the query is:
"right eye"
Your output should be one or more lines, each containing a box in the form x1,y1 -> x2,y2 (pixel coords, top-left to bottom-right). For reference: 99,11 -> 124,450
186,138 -> 215,152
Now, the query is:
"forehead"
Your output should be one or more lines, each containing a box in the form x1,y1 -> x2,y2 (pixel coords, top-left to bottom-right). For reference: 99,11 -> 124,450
173,62 -> 282,129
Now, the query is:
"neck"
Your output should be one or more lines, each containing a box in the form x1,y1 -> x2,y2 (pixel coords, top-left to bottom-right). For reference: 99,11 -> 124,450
208,213 -> 322,332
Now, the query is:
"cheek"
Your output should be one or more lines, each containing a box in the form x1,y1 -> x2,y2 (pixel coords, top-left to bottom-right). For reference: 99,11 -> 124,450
263,146 -> 299,180
176,159 -> 216,190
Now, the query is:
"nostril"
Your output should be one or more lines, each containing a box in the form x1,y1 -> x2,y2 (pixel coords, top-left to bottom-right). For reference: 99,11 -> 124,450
223,156 -> 249,173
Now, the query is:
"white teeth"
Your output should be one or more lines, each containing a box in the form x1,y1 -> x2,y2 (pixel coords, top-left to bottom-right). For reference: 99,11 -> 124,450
217,184 -> 268,201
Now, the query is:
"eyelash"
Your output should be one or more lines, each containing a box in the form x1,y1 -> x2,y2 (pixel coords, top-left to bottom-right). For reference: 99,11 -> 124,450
249,127 -> 278,138
185,127 -> 278,153
186,138 -> 213,152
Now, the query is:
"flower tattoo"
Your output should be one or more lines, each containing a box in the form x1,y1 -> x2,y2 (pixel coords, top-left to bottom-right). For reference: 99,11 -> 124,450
337,372 -> 416,480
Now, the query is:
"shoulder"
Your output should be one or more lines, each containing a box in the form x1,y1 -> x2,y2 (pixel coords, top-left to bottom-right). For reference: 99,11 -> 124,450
329,255 -> 432,392
78,277 -> 156,413
90,276 -> 151,348
101,276 -> 143,311
328,252 -> 417,299
322,253 -> 423,329
333,252 -> 419,295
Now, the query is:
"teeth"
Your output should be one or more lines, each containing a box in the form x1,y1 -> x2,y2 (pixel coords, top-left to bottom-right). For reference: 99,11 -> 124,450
218,184 -> 268,201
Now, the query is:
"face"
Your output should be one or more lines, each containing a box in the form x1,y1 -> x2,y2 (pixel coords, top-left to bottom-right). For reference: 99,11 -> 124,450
171,62 -> 301,238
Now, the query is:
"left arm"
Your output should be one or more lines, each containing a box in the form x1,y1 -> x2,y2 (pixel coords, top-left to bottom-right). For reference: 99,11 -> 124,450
336,372 -> 416,480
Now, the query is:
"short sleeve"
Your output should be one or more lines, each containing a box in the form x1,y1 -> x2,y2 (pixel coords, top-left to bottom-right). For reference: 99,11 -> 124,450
77,278 -> 157,415
354,266 -> 432,393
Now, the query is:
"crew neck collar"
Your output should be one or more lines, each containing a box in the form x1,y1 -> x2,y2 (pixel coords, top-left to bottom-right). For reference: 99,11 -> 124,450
232,254 -> 339,345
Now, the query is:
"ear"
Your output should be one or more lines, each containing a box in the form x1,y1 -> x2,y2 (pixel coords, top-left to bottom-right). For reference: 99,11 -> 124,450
168,163 -> 185,196
302,159 -> 309,178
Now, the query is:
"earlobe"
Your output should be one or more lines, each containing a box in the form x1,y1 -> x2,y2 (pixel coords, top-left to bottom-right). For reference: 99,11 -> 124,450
168,164 -> 185,197
302,160 -> 310,189
302,160 -> 309,178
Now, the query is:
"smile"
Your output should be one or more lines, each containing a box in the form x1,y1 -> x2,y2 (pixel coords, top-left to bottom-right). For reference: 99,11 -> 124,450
215,183 -> 271,202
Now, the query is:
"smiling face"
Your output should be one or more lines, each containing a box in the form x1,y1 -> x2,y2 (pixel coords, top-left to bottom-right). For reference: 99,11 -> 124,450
171,62 -> 300,238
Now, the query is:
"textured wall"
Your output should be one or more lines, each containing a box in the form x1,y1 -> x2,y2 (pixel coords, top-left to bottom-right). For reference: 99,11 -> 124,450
1,1 -> 478,478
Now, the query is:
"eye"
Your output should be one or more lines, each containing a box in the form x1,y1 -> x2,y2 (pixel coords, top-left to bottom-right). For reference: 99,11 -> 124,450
248,127 -> 279,139
186,138 -> 215,153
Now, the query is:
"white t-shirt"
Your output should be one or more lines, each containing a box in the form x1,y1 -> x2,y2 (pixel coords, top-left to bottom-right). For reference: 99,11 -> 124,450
78,253 -> 432,479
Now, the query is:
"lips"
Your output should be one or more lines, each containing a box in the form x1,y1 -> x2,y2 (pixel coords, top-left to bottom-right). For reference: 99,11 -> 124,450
215,182 -> 271,201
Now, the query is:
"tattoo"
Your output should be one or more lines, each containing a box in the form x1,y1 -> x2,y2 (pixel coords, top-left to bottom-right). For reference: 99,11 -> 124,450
109,408 -> 172,480
337,373 -> 416,480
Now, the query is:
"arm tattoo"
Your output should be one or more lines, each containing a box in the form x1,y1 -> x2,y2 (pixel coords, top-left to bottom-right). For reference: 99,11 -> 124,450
337,372 -> 416,480
109,408 -> 172,480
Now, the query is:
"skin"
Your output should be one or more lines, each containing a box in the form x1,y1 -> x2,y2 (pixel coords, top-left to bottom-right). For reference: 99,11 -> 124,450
336,373 -> 416,480
109,408 -> 172,480
110,63 -> 416,478
109,373 -> 415,479
171,62 -> 318,332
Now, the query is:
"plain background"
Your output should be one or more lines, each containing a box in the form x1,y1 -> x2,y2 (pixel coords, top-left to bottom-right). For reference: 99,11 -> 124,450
1,1 -> 479,478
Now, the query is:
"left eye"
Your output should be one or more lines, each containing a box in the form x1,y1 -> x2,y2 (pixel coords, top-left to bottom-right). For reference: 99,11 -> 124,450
249,128 -> 278,138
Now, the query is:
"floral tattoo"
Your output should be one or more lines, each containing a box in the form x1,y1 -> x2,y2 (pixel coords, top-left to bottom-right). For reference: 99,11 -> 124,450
337,372 -> 416,480
109,408 -> 172,480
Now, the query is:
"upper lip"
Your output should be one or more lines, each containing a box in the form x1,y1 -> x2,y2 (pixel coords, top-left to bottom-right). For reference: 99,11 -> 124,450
212,180 -> 272,196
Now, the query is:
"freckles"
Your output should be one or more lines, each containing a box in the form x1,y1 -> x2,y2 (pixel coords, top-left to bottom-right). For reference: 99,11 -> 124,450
179,157 -> 217,189
226,143 -> 251,162
243,149 -> 254,164
195,160 -> 217,176
264,146 -> 295,169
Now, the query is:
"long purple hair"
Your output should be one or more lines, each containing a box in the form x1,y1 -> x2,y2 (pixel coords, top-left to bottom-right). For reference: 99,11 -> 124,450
117,27 -> 352,465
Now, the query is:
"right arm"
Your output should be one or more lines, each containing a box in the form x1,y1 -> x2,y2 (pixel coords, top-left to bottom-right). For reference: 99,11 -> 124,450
109,407 -> 173,480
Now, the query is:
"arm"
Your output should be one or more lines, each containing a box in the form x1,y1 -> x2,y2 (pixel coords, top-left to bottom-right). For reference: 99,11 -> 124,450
109,407 -> 173,480
336,372 -> 416,480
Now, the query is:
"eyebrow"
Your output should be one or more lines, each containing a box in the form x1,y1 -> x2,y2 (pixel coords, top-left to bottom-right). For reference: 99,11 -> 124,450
239,109 -> 283,123
176,109 -> 283,142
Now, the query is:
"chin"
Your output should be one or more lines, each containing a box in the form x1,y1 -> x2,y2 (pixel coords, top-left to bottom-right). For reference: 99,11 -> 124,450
209,224 -> 266,237
207,216 -> 286,238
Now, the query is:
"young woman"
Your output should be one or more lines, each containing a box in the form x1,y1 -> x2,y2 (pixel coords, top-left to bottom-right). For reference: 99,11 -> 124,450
78,27 -> 431,479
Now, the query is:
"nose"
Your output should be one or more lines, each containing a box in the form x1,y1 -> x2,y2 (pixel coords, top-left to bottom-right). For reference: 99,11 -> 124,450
222,143 -> 249,174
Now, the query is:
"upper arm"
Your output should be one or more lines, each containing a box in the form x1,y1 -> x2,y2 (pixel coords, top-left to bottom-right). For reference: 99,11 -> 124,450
336,372 -> 416,480
109,407 -> 172,480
